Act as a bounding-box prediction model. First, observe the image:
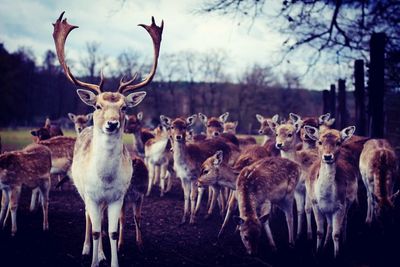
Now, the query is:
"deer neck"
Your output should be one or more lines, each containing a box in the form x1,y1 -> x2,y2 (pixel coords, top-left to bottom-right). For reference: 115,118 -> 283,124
318,161 -> 337,184
92,128 -> 124,172
280,148 -> 297,162
132,131 -> 144,156
217,165 -> 237,190
238,189 -> 257,220
172,140 -> 189,165
261,135 -> 273,146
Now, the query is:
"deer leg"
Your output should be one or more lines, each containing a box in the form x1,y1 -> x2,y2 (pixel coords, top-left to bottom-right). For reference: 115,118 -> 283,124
29,187 -> 40,212
218,192 -> 237,239
332,209 -> 345,258
118,201 -> 127,251
205,186 -> 218,219
153,165 -> 160,185
159,164 -> 167,197
324,216 -> 332,248
217,188 -> 226,217
180,179 -> 190,225
281,197 -> 295,247
189,180 -> 198,224
342,203 -> 350,243
86,199 -> 102,267
0,189 -> 10,228
165,170 -> 173,193
39,179 -> 50,231
194,186 -> 205,216
294,187 -> 305,240
133,195 -> 144,251
146,163 -> 155,196
312,203 -> 325,253
108,199 -> 124,267
261,201 -> 276,250
10,186 -> 21,236
305,195 -> 313,240
206,187 -> 212,211
82,211 -> 92,256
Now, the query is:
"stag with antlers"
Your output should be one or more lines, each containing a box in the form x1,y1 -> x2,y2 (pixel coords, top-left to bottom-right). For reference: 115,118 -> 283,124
52,12 -> 163,267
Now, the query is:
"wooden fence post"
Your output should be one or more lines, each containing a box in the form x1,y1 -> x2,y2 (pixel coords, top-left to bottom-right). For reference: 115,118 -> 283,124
337,79 -> 347,129
368,32 -> 386,138
354,59 -> 366,136
323,90 -> 330,114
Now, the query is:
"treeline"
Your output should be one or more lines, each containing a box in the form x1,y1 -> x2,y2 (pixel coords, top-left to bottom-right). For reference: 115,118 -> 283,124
0,43 -> 327,133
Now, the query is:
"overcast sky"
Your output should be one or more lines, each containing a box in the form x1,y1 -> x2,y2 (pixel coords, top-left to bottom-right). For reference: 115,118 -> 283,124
0,0 -> 350,90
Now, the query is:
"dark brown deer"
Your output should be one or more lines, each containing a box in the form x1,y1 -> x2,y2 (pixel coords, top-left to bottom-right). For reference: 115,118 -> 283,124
52,12 -> 162,267
68,113 -> 93,134
31,117 -> 64,142
124,112 -> 155,157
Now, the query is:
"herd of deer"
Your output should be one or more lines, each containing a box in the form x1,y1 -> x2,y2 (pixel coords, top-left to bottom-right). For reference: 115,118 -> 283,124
0,12 -> 398,267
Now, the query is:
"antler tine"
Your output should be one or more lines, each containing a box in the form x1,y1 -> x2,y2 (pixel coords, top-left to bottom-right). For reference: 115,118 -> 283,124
118,72 -> 138,92
52,12 -> 102,94
118,16 -> 164,94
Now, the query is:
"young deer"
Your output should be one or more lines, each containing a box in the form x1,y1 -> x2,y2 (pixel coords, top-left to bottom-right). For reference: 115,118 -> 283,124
68,113 -> 93,134
268,113 -> 319,240
223,120 -> 257,146
161,115 -> 232,224
31,117 -> 64,142
198,112 -> 240,147
359,139 -> 399,224
305,125 -> 358,258
0,144 -> 51,236
234,157 -> 300,254
124,112 -> 155,157
52,12 -> 162,267
144,124 -> 173,196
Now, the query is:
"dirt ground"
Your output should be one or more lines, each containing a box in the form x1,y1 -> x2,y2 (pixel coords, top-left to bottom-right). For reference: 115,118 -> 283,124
0,176 -> 399,267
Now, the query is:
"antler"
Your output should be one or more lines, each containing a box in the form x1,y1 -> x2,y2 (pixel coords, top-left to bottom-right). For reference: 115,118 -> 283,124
118,16 -> 164,94
52,12 -> 103,94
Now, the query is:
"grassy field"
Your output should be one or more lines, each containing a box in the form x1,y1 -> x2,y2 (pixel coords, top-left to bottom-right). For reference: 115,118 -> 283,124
0,128 -> 263,152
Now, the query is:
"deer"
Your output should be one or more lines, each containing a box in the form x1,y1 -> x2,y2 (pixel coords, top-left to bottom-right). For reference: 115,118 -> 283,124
304,125 -> 358,258
233,156 -> 300,254
144,123 -> 173,197
52,12 -> 162,267
0,144 -> 51,236
68,112 -> 93,134
160,115 -> 232,224
198,112 -> 240,147
267,113 -> 319,240
124,112 -> 155,158
31,117 -> 64,142
359,139 -> 399,224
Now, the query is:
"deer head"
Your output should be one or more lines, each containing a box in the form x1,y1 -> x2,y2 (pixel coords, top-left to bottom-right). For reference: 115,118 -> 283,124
234,214 -> 269,255
199,112 -> 229,137
160,115 -> 197,143
198,150 -> 224,187
268,115 -> 301,151
68,113 -> 93,134
304,125 -> 355,164
52,12 -> 163,136
256,114 -> 278,137
124,112 -> 144,134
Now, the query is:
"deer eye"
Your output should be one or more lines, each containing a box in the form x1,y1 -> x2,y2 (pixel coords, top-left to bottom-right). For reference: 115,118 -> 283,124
121,106 -> 127,112
336,141 -> 341,146
318,141 -> 322,145
96,105 -> 102,110
170,126 -> 174,130
244,235 -> 249,241
202,169 -> 209,175
288,133 -> 293,137
276,133 -> 278,137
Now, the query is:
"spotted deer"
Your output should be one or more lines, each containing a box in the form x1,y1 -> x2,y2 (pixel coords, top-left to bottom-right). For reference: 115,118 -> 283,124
234,157 -> 300,254
0,144 -> 51,236
52,12 -> 162,267
268,113 -> 319,240
31,117 -> 64,142
223,120 -> 257,146
359,139 -> 399,224
305,125 -> 358,258
144,123 -> 173,197
124,112 -> 155,157
68,113 -> 93,134
198,112 -> 240,147
161,115 -> 232,224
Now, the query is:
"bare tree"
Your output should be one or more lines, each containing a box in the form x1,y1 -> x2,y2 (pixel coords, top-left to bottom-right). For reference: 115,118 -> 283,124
81,41 -> 108,83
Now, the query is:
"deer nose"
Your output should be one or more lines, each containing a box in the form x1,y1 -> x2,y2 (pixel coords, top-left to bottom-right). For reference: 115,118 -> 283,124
276,143 -> 283,149
77,127 -> 82,133
213,132 -> 220,136
106,120 -> 120,131
323,154 -> 334,162
176,135 -> 183,141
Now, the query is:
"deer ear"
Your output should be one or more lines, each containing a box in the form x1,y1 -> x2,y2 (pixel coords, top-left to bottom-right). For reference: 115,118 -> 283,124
219,112 -> 229,123
340,126 -> 356,142
325,118 -> 335,127
137,111 -> 143,121
198,113 -> 207,125
86,113 -> 93,122
271,114 -> 279,123
77,89 -> 97,107
266,118 -> 279,133
256,114 -> 264,123
304,125 -> 319,141
187,114 -> 197,127
294,121 -> 302,133
259,214 -> 270,224
318,113 -> 331,125
126,91 -> 147,108
213,150 -> 224,166
289,113 -> 301,124
233,216 -> 245,226
160,115 -> 171,127
30,130 -> 38,137
68,113 -> 76,122
233,121 -> 238,128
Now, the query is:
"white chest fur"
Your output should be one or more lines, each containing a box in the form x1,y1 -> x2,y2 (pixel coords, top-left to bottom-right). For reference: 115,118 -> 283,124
315,163 -> 340,213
